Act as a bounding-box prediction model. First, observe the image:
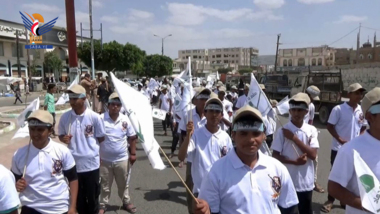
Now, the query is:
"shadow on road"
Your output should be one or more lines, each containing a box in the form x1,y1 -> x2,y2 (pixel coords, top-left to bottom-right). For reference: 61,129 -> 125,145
134,181 -> 187,206
312,202 -> 344,214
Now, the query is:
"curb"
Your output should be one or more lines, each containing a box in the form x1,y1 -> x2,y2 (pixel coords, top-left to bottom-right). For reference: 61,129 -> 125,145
0,121 -> 15,135
0,108 -> 71,118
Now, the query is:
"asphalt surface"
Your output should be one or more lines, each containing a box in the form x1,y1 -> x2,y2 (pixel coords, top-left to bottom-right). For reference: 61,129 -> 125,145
0,93 -> 42,107
108,115 -> 346,214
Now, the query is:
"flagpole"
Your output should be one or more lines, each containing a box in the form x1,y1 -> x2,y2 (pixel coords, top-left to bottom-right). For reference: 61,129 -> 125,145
22,139 -> 32,178
188,57 -> 193,122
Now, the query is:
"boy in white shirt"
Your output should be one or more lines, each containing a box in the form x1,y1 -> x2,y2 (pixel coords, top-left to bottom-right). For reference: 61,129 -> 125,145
321,83 -> 367,213
217,86 -> 232,132
328,87 -> 380,214
0,164 -> 20,214
158,85 -> 173,136
195,106 -> 299,214
12,110 -> 78,214
234,84 -> 249,111
58,84 -> 106,214
99,93 -> 138,214
178,95 -> 233,199
272,93 -> 319,214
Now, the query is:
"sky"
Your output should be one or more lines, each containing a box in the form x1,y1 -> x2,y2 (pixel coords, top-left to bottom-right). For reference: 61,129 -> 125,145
2,0 -> 379,59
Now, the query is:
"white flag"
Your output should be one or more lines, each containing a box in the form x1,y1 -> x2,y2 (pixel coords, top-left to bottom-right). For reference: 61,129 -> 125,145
216,71 -> 220,80
206,79 -> 214,89
111,73 -> 166,170
245,73 -> 272,117
353,150 -> 380,213
173,93 -> 182,114
277,96 -> 290,115
56,75 -> 80,105
152,108 -> 167,121
13,98 -> 40,140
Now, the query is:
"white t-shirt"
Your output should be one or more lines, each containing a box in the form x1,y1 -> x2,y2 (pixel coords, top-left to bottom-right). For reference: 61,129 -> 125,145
271,121 -> 319,192
11,140 -> 75,214
58,108 -> 106,173
199,149 -> 298,214
230,92 -> 238,100
329,131 -> 380,214
220,99 -> 233,131
100,112 -> 136,163
328,102 -> 367,151
188,126 -> 233,193
263,115 -> 274,136
0,164 -> 20,212
288,103 -> 315,124
179,107 -> 207,133
159,93 -> 171,112
235,95 -> 247,109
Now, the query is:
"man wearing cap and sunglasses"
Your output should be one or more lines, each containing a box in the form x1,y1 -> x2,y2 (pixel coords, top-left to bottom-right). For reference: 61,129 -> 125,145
99,92 -> 138,214
178,95 -> 233,211
12,110 -> 78,214
217,86 -> 233,132
194,105 -> 299,214
327,87 -> 380,214
321,83 -> 367,213
234,84 -> 249,111
58,84 -> 106,214
272,92 -> 319,214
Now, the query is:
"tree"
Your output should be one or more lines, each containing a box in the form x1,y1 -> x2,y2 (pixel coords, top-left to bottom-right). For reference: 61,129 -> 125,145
144,54 -> 173,77
218,67 -> 233,74
30,50 -> 41,76
238,68 -> 253,74
123,43 -> 146,76
44,52 -> 63,76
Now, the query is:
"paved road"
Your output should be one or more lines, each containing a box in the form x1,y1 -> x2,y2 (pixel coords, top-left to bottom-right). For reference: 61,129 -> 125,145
0,93 -> 42,107
0,113 -> 345,214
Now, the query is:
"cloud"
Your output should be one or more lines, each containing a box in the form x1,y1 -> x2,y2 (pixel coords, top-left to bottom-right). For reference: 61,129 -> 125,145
253,0 -> 285,10
334,15 -> 368,24
298,0 -> 334,4
100,15 -> 119,24
21,3 -> 62,13
166,3 -> 281,26
92,0 -> 103,8
55,11 -> 89,30
128,9 -> 154,21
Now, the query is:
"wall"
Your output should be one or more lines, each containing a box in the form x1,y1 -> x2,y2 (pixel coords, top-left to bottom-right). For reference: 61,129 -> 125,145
340,67 -> 380,91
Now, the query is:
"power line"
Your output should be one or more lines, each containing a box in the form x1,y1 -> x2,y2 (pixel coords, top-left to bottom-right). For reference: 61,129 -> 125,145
328,26 -> 359,46
362,26 -> 380,32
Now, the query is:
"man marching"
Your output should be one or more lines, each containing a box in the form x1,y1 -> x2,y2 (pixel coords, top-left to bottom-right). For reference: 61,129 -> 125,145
58,84 -> 106,214
12,110 -> 78,214
99,92 -> 138,214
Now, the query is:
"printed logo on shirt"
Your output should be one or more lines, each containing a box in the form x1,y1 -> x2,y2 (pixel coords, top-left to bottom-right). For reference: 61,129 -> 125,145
85,125 -> 94,137
122,121 -> 128,131
268,174 -> 281,201
358,113 -> 365,124
52,159 -> 63,176
220,146 -> 228,157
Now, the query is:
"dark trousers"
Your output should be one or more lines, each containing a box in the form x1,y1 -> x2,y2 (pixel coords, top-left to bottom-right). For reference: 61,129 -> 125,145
14,94 -> 22,104
186,162 -> 194,214
327,150 -> 338,202
297,190 -> 313,214
21,206 -> 67,214
77,168 -> 100,214
51,112 -> 56,135
266,134 -> 273,148
162,113 -> 173,133
171,122 -> 180,153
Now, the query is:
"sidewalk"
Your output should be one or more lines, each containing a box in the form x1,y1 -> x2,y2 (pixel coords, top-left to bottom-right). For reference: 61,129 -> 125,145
0,114 -> 63,169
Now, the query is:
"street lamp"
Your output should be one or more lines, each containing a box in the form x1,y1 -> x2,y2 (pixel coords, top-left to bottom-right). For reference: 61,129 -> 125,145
153,34 -> 172,56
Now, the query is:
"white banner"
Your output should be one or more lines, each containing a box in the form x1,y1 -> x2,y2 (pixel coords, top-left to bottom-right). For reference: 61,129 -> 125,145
354,150 -> 380,213
152,108 -> 167,121
277,96 -> 290,115
245,73 -> 272,117
13,98 -> 40,140
111,73 -> 166,170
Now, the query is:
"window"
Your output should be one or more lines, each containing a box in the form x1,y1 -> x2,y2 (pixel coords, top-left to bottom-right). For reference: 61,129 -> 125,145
368,54 -> 373,59
216,54 -> 221,58
193,55 -> 198,59
186,50 -> 191,53
288,59 -> 293,66
312,58 -> 316,66
30,49 -> 40,59
12,43 -> 24,57
0,42 -> 3,56
182,51 -> 185,54
283,59 -> 288,66
224,54 -> 228,58
359,54 -> 364,59
318,58 -> 322,66
182,57 -> 185,59
231,55 -> 235,57
231,60 -> 234,63
298,58 -> 305,66
224,60 -> 228,63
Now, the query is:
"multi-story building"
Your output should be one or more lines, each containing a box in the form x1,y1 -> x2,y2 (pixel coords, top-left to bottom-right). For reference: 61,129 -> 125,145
177,47 -> 259,70
0,18 -> 90,78
277,45 -> 336,72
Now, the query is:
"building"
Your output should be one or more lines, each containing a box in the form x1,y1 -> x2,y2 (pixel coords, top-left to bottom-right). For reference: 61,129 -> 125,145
0,18 -> 90,79
177,47 -> 259,70
277,46 -> 335,71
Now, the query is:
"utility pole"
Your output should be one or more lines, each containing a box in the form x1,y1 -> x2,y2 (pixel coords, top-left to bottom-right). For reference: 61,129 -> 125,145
16,30 -> 21,77
273,34 -> 281,75
25,29 -> 30,79
161,38 -> 164,56
65,0 -> 79,82
89,0 -> 95,80
154,34 -> 172,56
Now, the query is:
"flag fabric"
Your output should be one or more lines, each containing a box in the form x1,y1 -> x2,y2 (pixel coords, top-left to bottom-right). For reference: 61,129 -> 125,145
353,149 -> 380,213
245,73 -> 272,117
152,108 -> 167,121
173,93 -> 182,115
277,96 -> 290,115
111,73 -> 166,170
216,71 -> 220,80
206,79 -> 214,89
148,78 -> 159,91
13,98 -> 40,140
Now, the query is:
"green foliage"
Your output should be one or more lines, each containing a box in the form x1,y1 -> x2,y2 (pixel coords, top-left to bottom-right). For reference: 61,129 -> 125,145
44,52 -> 63,74
144,54 -> 173,77
218,67 -> 233,74
238,68 -> 253,74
